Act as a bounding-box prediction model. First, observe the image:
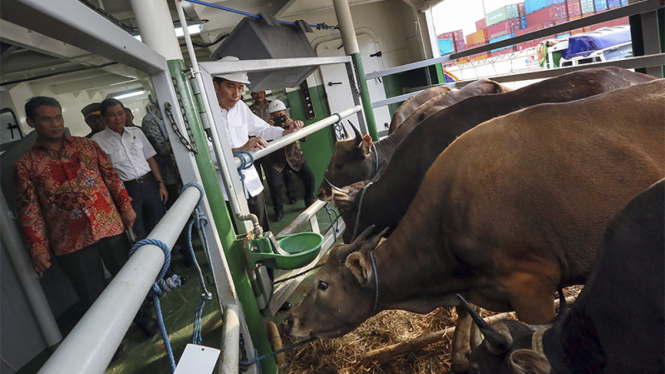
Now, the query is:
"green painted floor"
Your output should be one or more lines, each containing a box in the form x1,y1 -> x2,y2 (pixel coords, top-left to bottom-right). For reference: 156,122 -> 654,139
21,177 -> 342,374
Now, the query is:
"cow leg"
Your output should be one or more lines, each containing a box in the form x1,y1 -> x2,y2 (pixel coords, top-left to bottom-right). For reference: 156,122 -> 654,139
451,304 -> 481,373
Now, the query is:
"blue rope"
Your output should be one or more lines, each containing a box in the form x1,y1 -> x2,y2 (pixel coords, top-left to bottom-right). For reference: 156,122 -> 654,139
180,183 -> 214,345
129,238 -> 176,373
184,0 -> 337,30
234,150 -> 254,197
324,204 -> 341,241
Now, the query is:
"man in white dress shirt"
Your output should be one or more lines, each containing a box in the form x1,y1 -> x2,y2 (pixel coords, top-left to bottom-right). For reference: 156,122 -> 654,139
211,56 -> 300,232
92,98 -> 168,241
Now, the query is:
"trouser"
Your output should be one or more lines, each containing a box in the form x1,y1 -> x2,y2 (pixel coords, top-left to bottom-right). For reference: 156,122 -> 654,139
226,192 -> 270,234
58,233 -> 130,309
125,173 -> 167,240
266,161 -> 315,212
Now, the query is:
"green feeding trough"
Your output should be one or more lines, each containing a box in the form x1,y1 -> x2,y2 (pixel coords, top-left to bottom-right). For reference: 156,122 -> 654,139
245,232 -> 324,270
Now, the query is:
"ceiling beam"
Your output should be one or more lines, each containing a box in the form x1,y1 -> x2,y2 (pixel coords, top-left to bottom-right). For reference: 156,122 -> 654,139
48,73 -> 139,95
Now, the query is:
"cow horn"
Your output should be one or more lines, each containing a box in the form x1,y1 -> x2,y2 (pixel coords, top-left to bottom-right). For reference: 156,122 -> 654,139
343,124 -> 351,139
457,294 -> 513,354
348,120 -> 362,146
334,225 -> 377,260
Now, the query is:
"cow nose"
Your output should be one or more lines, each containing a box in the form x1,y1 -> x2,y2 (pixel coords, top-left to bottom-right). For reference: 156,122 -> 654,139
316,189 -> 325,199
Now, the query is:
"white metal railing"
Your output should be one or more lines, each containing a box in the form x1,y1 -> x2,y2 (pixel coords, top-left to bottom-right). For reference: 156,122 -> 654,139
37,186 -> 202,374
234,106 -> 362,169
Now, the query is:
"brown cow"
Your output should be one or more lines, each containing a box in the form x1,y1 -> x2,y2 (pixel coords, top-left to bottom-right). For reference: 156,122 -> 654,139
317,79 -> 509,200
291,79 -> 665,372
333,67 -> 657,244
387,86 -> 452,134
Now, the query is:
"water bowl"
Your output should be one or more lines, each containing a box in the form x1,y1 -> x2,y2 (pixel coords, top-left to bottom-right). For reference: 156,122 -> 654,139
246,232 -> 324,270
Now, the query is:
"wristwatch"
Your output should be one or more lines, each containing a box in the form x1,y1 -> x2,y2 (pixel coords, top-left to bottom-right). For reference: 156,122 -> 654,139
157,180 -> 164,184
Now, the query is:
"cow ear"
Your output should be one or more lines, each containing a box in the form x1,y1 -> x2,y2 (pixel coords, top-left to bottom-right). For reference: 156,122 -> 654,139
508,349 -> 551,374
360,135 -> 373,156
345,251 -> 373,286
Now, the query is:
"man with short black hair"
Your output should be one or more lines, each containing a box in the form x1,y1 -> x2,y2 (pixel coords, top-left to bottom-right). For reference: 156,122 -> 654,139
92,98 -> 168,240
15,96 -> 158,338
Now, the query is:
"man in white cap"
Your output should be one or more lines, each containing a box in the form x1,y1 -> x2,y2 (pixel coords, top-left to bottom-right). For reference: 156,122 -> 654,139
211,56 -> 301,232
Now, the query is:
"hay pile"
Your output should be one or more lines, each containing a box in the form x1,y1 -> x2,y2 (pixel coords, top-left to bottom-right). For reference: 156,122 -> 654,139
278,286 -> 583,374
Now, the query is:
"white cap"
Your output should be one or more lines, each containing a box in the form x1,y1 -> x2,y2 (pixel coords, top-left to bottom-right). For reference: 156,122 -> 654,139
268,99 -> 287,113
214,56 -> 251,84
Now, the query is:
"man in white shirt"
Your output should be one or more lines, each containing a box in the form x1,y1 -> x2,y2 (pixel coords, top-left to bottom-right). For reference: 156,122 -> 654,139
211,56 -> 300,232
92,98 -> 168,241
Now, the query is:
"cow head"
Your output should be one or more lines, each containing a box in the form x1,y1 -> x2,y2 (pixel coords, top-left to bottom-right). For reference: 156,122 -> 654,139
316,123 -> 375,201
332,181 -> 369,243
289,226 -> 387,339
460,292 -> 568,374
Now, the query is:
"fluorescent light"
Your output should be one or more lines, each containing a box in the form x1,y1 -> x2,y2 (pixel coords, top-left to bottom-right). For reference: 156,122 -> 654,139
113,90 -> 145,100
133,23 -> 204,41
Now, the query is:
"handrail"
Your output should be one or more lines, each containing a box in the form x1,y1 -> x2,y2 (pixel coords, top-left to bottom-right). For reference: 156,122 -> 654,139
37,186 -> 202,374
365,0 -> 663,80
234,106 -> 362,169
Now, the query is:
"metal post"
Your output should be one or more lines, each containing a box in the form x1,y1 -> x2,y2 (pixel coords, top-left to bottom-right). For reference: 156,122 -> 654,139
220,304 -> 241,374
0,190 -> 62,347
37,187 -> 201,374
332,0 -> 379,141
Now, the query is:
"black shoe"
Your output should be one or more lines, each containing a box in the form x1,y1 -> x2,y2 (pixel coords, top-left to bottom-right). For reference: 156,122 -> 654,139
279,302 -> 292,312
288,197 -> 297,205
111,344 -> 123,362
135,315 -> 160,337
275,211 -> 284,222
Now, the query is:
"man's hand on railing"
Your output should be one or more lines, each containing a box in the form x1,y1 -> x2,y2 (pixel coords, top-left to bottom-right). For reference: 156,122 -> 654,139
236,136 -> 268,152
283,119 -> 304,136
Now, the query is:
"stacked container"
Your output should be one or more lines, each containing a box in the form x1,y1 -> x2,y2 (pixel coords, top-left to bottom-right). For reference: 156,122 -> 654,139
454,29 -> 467,52
526,3 -> 568,27
438,39 -> 455,55
476,18 -> 487,31
438,31 -> 455,40
525,0 -> 554,14
567,0 -> 582,17
608,0 -> 621,7
594,0 -> 608,12
490,33 -> 517,56
581,0 -> 595,14
466,29 -> 489,46
486,4 -> 520,27
487,18 -> 522,39
521,16 -> 528,28
518,3 -> 527,17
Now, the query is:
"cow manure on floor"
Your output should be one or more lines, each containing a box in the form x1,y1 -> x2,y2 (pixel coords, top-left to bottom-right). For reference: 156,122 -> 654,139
278,286 -> 582,373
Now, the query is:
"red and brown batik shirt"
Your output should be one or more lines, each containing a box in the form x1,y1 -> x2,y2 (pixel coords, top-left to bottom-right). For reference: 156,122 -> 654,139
14,136 -> 133,258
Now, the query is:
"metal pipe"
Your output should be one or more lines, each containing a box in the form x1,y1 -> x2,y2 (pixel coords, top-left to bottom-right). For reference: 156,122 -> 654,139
277,200 -> 327,237
234,106 -> 362,169
129,0 -> 183,61
37,187 -> 201,374
332,0 -> 359,55
0,190 -> 62,346
220,304 -> 240,374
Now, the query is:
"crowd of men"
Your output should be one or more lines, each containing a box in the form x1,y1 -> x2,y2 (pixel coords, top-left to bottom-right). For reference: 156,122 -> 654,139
12,56 -> 311,358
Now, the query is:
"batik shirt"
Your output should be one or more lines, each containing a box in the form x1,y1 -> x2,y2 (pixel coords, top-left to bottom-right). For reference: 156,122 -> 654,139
14,136 -> 133,258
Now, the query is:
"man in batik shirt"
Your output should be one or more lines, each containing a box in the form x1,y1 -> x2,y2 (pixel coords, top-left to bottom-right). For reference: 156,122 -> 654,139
14,96 -> 157,336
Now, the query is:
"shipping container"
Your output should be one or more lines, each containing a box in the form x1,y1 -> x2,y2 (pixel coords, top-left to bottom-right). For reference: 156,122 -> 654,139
455,39 -> 467,51
453,30 -> 464,40
581,0 -> 595,14
521,16 -> 528,29
469,52 -> 490,61
594,0 -> 608,12
569,15 -> 582,20
438,39 -> 455,55
486,4 -> 520,27
491,47 -> 517,56
490,33 -> 516,53
570,27 -> 585,34
553,0 -> 566,3
607,0 -> 621,8
556,32 -> 571,38
620,0 -> 627,5
515,23 -> 545,36
567,0 -> 582,17
466,29 -> 489,45
526,3 -> 567,26
518,3 -> 526,17
589,17 -> 629,30
438,32 -> 455,40
476,18 -> 487,31
517,39 -> 543,50
487,18 -> 522,40
525,0 -> 553,14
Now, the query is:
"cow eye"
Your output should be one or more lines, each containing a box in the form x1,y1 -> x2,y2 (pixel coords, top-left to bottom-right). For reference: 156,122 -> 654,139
317,280 -> 329,291
334,163 -> 343,170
